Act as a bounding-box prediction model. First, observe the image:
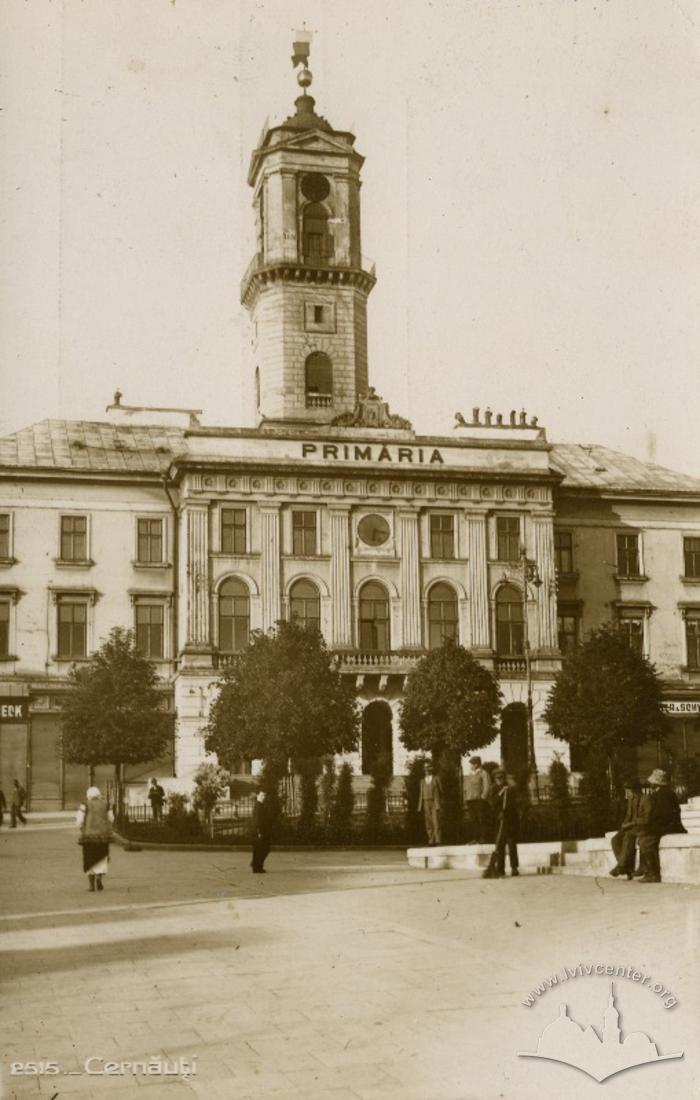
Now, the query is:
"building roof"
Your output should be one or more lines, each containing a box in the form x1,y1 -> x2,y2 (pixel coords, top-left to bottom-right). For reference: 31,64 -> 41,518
1,419 -> 699,496
550,443 -> 700,495
0,419 -> 184,475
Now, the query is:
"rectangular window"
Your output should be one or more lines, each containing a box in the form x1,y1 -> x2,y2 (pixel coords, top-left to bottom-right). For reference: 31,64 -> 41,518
554,530 -> 574,575
557,609 -> 580,655
137,518 -> 164,564
292,511 -> 317,556
686,612 -> 700,670
221,509 -> 247,555
0,600 -> 9,658
314,305 -> 324,324
617,609 -> 644,655
616,533 -> 641,578
496,517 -> 521,563
57,600 -> 87,659
0,514 -> 10,559
135,603 -> 165,660
684,537 -> 700,579
430,514 -> 455,559
60,516 -> 87,562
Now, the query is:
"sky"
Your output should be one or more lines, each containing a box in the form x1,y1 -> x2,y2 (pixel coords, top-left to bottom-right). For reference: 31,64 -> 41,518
1,0 -> 699,474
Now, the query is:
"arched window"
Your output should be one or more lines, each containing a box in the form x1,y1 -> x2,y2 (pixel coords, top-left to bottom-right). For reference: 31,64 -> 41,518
218,578 -> 250,652
361,700 -> 393,776
495,584 -> 524,655
302,202 -> 333,263
358,581 -> 390,652
427,583 -> 458,648
289,579 -> 321,632
305,352 -> 333,406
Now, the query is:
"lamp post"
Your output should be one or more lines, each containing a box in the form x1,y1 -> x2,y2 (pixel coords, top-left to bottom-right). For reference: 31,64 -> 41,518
521,548 -> 542,799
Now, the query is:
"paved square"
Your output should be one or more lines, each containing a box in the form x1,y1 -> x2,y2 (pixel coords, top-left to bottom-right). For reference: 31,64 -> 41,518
1,825 -> 698,1100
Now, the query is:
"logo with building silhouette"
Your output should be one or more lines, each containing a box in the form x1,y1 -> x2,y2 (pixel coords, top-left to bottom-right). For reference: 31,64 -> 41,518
519,984 -> 683,1083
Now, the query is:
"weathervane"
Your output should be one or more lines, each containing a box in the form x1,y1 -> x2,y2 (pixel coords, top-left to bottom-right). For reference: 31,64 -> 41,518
291,27 -> 313,93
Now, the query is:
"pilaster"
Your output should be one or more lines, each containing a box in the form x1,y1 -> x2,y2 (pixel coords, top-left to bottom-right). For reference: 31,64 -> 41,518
260,504 -> 281,632
397,509 -> 422,649
329,506 -> 352,648
533,513 -> 558,650
466,510 -> 490,651
182,504 -> 210,656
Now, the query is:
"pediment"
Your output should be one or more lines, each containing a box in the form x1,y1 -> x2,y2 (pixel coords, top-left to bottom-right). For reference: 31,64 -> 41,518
271,130 -> 356,157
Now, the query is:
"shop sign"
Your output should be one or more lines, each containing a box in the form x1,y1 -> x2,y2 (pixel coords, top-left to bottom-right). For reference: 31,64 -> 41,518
0,697 -> 28,723
661,700 -> 700,716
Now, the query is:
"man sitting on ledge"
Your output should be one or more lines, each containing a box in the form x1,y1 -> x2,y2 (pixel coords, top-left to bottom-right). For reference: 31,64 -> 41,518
636,769 -> 686,883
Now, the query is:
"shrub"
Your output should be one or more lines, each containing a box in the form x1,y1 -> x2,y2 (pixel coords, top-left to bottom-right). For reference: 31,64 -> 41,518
296,756 -> 323,841
166,791 -> 202,839
365,751 -> 392,842
330,762 -> 355,841
192,763 -> 231,824
319,757 -> 336,824
404,755 -> 427,844
548,754 -> 572,836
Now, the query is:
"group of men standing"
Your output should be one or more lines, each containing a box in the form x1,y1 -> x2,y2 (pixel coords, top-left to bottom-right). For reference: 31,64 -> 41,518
418,756 -> 520,878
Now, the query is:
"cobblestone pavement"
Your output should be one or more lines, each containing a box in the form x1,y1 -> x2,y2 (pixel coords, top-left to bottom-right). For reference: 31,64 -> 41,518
1,825 -> 698,1100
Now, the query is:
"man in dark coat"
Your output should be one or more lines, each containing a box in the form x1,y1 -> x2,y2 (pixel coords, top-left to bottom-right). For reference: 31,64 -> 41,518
636,769 -> 686,883
10,779 -> 26,827
482,770 -> 519,878
147,778 -> 166,823
251,789 -> 272,873
609,778 -> 643,879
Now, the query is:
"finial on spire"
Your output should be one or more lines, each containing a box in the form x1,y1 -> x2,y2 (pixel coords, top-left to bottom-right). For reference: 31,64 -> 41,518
292,28 -> 313,92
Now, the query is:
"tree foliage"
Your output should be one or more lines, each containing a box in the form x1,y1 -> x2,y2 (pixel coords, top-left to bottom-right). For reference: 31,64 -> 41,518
329,762 -> 355,839
205,620 -> 359,768
192,763 -> 231,823
61,627 -> 172,768
399,640 -> 502,757
543,624 -> 667,769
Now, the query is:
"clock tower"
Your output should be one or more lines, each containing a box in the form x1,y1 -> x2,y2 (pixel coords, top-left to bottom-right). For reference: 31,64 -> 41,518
241,34 -> 376,428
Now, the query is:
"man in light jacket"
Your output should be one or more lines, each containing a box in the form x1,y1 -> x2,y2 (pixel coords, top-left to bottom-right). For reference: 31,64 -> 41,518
463,756 -> 491,843
417,762 -> 442,846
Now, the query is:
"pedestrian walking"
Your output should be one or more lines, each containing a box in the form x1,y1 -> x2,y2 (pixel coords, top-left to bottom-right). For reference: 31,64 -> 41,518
636,770 -> 686,883
463,755 -> 491,843
251,789 -> 272,873
147,777 -> 166,823
609,778 -> 643,879
482,770 -> 519,878
10,779 -> 27,827
77,786 -> 114,891
0,785 -> 6,827
417,761 -> 443,845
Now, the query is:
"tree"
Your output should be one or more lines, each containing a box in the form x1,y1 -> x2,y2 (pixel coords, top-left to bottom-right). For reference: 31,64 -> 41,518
543,624 -> 668,792
400,640 -> 502,758
205,620 -> 359,771
61,627 -> 172,809
329,762 -> 355,840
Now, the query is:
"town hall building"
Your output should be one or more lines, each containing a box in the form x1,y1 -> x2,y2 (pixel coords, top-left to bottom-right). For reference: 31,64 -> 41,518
2,43 -> 700,808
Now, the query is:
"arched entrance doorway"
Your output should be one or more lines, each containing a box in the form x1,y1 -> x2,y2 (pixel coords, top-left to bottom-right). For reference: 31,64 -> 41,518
501,703 -> 528,780
361,701 -> 393,775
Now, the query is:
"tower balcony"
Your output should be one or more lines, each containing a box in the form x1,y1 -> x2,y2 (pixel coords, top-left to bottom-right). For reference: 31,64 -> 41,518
241,252 -> 377,306
306,393 -> 333,409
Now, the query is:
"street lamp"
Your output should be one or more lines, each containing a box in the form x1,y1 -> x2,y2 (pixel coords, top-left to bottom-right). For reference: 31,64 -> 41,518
521,548 -> 542,799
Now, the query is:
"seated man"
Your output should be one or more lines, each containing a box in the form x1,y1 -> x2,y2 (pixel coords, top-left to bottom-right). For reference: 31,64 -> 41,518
636,769 -> 686,883
609,778 -> 642,879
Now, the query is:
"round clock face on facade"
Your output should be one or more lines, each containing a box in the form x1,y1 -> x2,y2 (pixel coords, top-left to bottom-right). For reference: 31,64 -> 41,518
358,514 -> 390,547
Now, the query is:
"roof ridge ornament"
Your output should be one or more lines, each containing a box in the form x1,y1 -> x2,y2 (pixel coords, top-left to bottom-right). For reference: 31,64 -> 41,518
331,388 -> 413,431
292,28 -> 313,94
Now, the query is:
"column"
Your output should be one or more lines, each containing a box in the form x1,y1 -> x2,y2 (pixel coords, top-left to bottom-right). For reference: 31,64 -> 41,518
183,504 -> 210,650
533,513 -> 558,651
466,511 -> 490,651
397,509 -> 422,649
329,506 -> 352,648
260,505 -> 281,632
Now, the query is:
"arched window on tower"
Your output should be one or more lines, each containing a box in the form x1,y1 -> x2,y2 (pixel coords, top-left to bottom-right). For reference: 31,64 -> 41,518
427,583 -> 458,648
305,352 -> 333,408
495,584 -> 524,656
302,202 -> 333,263
358,581 -> 390,653
218,579 -> 250,653
289,578 -> 321,632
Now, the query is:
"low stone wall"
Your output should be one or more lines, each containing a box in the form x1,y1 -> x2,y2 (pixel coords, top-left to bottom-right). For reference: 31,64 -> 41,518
407,832 -> 700,884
